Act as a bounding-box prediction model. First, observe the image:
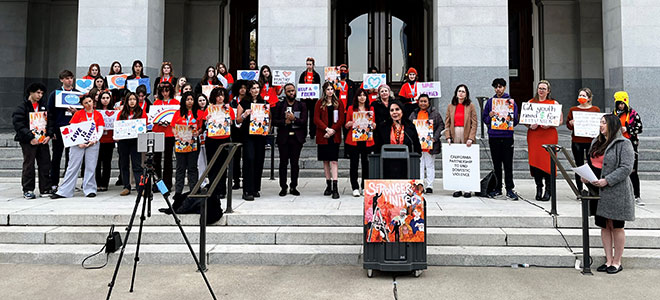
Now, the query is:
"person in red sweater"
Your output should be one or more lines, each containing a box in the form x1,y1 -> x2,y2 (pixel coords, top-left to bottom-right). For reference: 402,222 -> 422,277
152,82 -> 180,190
216,62 -> 234,88
94,91 -> 115,191
566,87 -> 601,194
194,66 -> 221,95
115,92 -> 147,196
258,65 -> 282,107
314,82 -> 346,199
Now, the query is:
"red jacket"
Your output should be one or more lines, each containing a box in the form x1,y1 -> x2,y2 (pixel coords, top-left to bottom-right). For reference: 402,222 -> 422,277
314,100 -> 345,144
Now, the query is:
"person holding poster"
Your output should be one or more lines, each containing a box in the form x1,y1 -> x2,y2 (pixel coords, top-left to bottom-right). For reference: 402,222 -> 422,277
299,57 -> 321,139
82,63 -> 100,80
125,60 -> 149,94
115,92 -> 147,196
612,91 -> 644,206
409,94 -> 444,194
172,92 -> 205,197
230,81 -> 248,189
583,114 -> 635,274
152,82 -> 180,191
12,83 -> 54,199
205,88 -> 235,200
215,62 -> 234,88
398,67 -> 420,117
94,91 -> 115,192
153,61 -> 177,95
314,82 -> 346,199
47,70 -> 80,191
360,66 -> 380,103
51,94 -> 105,199
345,89 -> 376,197
272,83 -> 307,197
258,65 -> 282,107
372,84 -> 394,126
445,84 -> 478,198
525,80 -> 562,201
566,87 -> 600,194
108,61 -> 125,105
194,66 -> 221,95
236,81 -> 270,200
482,78 -> 519,199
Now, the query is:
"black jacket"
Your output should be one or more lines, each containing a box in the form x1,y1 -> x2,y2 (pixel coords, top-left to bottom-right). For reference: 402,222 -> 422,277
13,96 -> 50,143
374,119 -> 422,154
298,70 -> 321,84
272,99 -> 308,144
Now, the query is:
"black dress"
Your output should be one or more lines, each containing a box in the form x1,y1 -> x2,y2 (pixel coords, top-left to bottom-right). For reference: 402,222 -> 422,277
317,106 -> 339,161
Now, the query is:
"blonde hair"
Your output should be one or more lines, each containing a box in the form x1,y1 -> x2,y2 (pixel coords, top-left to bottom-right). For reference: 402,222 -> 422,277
320,81 -> 339,110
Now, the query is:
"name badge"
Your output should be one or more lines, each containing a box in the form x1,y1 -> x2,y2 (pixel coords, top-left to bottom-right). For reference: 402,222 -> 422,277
340,94 -> 347,100
264,95 -> 270,101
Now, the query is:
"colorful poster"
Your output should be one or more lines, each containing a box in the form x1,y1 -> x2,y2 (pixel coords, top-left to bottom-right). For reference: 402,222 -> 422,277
272,70 -> 296,86
174,124 -> 198,153
202,85 -> 218,98
490,98 -> 515,131
249,103 -> 270,135
148,105 -> 179,124
351,111 -> 374,142
60,121 -> 98,148
417,82 -> 442,98
573,111 -> 606,138
55,90 -> 84,108
442,144 -> 481,192
126,78 -> 151,94
237,70 -> 259,81
206,104 -> 232,137
362,73 -> 386,90
98,110 -> 117,130
519,102 -> 562,126
296,84 -> 320,99
29,112 -> 48,143
413,119 -> 434,151
113,119 -> 147,140
75,79 -> 93,93
364,180 -> 425,243
216,74 -> 228,87
107,74 -> 128,89
324,66 -> 339,84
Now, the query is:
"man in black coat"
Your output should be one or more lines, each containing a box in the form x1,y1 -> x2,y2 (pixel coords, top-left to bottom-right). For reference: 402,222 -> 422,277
46,70 -> 79,189
272,83 -> 307,196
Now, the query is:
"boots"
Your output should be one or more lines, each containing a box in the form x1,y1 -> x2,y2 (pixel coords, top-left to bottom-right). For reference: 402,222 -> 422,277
331,180 -> 340,199
540,188 -> 551,201
535,186 -> 543,200
324,180 -> 332,196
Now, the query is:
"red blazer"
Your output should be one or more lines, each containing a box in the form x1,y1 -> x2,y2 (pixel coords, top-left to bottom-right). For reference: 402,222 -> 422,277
314,100 -> 345,144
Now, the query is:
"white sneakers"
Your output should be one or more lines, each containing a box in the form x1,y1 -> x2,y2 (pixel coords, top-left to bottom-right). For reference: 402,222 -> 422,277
635,197 -> 645,206
352,189 -> 360,197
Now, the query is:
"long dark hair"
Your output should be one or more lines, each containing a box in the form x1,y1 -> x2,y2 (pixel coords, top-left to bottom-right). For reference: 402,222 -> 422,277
131,60 -> 145,77
108,61 -> 122,75
96,91 -> 114,109
451,84 -> 472,106
119,92 -> 143,120
157,82 -> 174,100
589,114 -> 622,158
258,65 -> 272,87
201,66 -> 220,85
179,91 -> 200,119
352,88 -> 371,110
246,80 -> 261,102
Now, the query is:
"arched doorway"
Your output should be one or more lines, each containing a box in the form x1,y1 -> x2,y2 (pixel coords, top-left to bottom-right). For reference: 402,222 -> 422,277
228,0 -> 257,74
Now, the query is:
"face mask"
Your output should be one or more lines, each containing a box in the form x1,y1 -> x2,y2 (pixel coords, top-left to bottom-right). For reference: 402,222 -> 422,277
340,72 -> 348,79
577,97 -> 588,104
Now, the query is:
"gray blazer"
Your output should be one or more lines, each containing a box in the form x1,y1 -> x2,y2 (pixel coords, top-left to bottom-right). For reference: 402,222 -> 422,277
592,133 -> 635,221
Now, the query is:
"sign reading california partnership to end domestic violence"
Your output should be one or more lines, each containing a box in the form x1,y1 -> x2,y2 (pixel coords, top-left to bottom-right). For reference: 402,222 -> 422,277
442,144 -> 480,192
519,102 -> 562,126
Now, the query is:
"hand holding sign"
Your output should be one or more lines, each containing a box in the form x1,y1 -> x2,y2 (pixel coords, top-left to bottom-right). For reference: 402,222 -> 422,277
519,102 -> 562,126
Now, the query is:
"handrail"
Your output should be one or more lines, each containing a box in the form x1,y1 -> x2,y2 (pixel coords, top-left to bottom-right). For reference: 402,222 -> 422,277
542,144 -> 599,275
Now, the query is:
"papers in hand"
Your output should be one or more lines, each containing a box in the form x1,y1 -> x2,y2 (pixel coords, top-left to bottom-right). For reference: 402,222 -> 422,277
572,164 -> 598,182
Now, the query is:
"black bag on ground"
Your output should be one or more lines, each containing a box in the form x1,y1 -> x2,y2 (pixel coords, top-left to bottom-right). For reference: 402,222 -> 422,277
475,170 -> 497,197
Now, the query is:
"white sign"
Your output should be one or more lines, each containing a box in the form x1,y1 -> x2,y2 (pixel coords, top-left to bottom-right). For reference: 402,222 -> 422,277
442,144 -> 480,192
107,74 -> 128,89
296,84 -> 320,99
55,90 -> 84,108
519,102 -> 562,126
202,85 -> 218,98
148,105 -> 179,124
362,73 -> 386,90
98,110 -> 117,130
237,70 -> 259,81
272,70 -> 296,86
113,119 -> 147,140
75,79 -> 93,93
216,74 -> 228,87
60,121 -> 98,148
573,111 -> 605,138
126,78 -> 151,94
418,82 -> 442,98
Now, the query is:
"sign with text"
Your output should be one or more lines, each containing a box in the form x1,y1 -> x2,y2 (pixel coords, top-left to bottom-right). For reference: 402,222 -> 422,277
573,111 -> 605,138
98,110 -> 117,130
126,78 -> 151,94
29,112 -> 47,143
491,98 -> 515,131
413,119 -> 434,151
442,144 -> 480,192
55,90 -> 84,108
296,84 -> 320,99
364,180 -> 425,243
237,70 -> 259,81
148,105 -> 179,124
417,81 -> 442,98
351,111 -> 374,142
272,70 -> 296,86
249,103 -> 270,135
362,73 -> 386,90
75,79 -> 93,93
113,119 -> 146,140
519,102 -> 562,126
107,74 -> 128,89
60,121 -> 97,148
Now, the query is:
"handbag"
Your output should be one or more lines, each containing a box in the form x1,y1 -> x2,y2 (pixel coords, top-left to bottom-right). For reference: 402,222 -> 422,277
476,170 -> 497,197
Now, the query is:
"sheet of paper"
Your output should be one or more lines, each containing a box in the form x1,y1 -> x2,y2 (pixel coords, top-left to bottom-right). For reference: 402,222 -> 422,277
572,164 -> 598,182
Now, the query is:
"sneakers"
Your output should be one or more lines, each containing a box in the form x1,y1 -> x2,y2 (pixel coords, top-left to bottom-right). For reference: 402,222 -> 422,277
40,189 -> 55,197
23,191 -> 36,199
86,193 -> 96,198
289,188 -> 300,196
425,188 -> 433,194
488,190 -> 503,198
120,189 -> 130,196
635,198 -> 645,206
352,189 -> 360,197
506,189 -> 519,200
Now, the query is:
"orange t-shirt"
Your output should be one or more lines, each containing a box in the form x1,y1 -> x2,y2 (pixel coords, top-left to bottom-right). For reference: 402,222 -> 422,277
619,114 -> 631,139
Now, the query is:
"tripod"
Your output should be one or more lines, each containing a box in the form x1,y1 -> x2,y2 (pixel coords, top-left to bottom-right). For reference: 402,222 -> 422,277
106,144 -> 217,300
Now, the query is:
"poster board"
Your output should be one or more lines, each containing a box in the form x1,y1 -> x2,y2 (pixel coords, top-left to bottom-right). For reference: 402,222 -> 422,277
364,180 -> 426,243
519,102 -> 562,126
113,119 -> 147,140
249,103 -> 270,135
174,124 -> 197,153
126,78 -> 151,94
98,110 -> 117,130
75,79 -> 93,93
442,144 -> 480,192
272,70 -> 296,86
297,84 -> 320,99
29,112 -> 48,143
573,111 -> 605,138
55,90 -> 84,108
324,66 -> 339,84
237,70 -> 259,81
490,98 -> 515,131
206,104 -> 232,137
417,82 -> 442,98
148,105 -> 179,124
107,74 -> 128,89
216,73 -> 228,87
351,111 -> 374,142
362,73 -> 386,90
413,119 -> 434,151
202,85 -> 218,98
60,121 -> 97,148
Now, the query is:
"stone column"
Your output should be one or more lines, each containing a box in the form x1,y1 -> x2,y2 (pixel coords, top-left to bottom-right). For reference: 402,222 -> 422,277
0,0 -> 29,128
603,0 -> 660,134
76,0 -> 164,78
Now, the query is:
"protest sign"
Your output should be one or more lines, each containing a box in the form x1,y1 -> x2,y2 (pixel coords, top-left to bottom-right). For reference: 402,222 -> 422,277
573,111 -> 605,138
75,79 -> 93,93
237,70 -> 258,81
107,74 -> 128,89
29,112 -> 47,143
490,98 -> 516,130
324,66 -> 339,84
413,119 -> 434,151
362,73 -> 386,90
249,103 -> 270,135
418,82 -> 442,98
216,74 -> 228,87
296,84 -> 320,99
126,78 -> 151,94
148,105 -> 179,124
98,110 -> 117,130
174,124 -> 197,153
202,85 -> 218,98
272,70 -> 296,86
113,119 -> 147,140
519,102 -> 562,126
60,121 -> 97,148
352,111 -> 374,142
364,180 -> 426,243
55,90 -> 84,108
442,144 -> 480,192
206,104 -> 232,137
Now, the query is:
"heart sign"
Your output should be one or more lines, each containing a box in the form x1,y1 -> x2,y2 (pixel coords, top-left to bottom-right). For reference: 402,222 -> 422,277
55,90 -> 84,108
63,94 -> 81,105
61,127 -> 70,135
237,70 -> 258,81
363,73 -> 386,90
76,79 -> 93,93
104,110 -> 115,117
272,70 -> 295,86
108,74 -> 128,89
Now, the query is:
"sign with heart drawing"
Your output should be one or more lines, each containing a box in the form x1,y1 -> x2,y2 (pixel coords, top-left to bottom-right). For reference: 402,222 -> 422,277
272,70 -> 296,86
75,79 -> 93,93
362,73 -> 387,90
237,70 -> 259,81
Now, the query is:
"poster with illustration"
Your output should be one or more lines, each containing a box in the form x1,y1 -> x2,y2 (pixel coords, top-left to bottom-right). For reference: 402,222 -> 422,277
113,119 -> 146,140
206,104 -> 232,137
60,121 -> 98,148
272,70 -> 296,86
75,79 -> 93,93
324,66 -> 339,84
55,90 -> 84,108
174,124 -> 197,153
249,103 -> 270,135
362,73 -> 386,90
413,119 -> 434,151
29,112 -> 47,143
126,78 -> 151,94
364,180 -> 426,243
98,110 -> 117,130
107,74 -> 128,89
491,98 -> 515,130
237,70 -> 259,81
352,111 -> 374,142
148,105 -> 179,124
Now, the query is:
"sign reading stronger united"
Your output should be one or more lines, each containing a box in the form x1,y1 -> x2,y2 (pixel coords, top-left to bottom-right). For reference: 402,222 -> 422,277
364,180 -> 425,243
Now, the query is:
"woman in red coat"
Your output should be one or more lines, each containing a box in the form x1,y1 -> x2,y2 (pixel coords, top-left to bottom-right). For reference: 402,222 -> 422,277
314,82 -> 345,199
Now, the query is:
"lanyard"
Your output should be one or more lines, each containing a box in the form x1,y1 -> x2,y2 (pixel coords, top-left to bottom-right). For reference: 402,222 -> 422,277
140,101 -> 147,111
264,83 -> 270,93
339,82 -> 347,92
408,82 -> 417,96
85,112 -> 94,122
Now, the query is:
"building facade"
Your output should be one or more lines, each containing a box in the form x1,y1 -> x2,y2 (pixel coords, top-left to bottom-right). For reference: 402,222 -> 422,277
1,0 -> 658,134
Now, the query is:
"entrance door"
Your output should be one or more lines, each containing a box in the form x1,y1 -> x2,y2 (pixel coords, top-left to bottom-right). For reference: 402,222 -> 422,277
508,0 -> 534,106
228,0 -> 257,74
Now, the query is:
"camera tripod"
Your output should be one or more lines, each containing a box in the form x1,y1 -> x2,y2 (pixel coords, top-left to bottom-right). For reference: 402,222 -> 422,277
106,146 -> 217,300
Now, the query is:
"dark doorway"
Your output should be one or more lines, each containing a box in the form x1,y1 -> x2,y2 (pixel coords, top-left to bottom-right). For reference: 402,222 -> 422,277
229,0 -> 257,74
508,0 -> 534,106
333,0 -> 429,88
